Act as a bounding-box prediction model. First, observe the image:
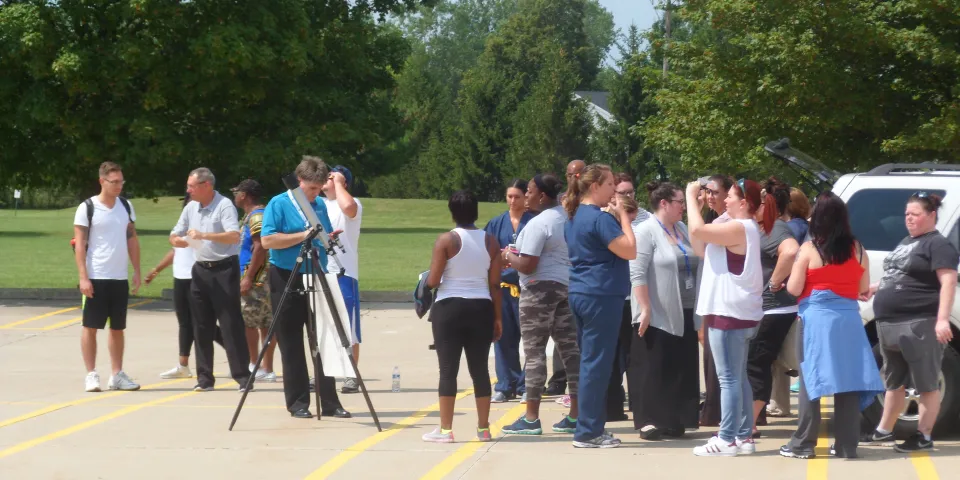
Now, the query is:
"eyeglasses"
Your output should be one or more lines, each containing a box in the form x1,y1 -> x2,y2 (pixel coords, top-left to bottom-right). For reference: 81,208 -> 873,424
913,191 -> 929,199
616,189 -> 635,196
103,179 -> 125,186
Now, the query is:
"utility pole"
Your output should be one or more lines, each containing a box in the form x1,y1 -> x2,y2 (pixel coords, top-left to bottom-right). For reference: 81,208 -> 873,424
662,0 -> 671,77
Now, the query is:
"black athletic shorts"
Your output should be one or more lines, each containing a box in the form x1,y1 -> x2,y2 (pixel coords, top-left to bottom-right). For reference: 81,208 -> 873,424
81,279 -> 130,330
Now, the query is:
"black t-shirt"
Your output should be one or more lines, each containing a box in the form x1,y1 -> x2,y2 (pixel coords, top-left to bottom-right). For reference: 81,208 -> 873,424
874,231 -> 960,321
760,220 -> 798,311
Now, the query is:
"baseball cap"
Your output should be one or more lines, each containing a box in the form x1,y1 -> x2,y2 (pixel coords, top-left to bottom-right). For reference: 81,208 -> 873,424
231,179 -> 262,198
331,165 -> 353,189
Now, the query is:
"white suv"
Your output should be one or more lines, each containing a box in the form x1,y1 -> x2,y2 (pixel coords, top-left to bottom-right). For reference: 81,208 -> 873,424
766,139 -> 960,436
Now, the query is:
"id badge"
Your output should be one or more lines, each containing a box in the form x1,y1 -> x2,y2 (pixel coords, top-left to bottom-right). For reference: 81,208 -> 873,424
685,275 -> 694,290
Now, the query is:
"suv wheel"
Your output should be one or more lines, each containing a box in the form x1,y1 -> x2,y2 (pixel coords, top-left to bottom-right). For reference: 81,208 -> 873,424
861,342 -> 960,437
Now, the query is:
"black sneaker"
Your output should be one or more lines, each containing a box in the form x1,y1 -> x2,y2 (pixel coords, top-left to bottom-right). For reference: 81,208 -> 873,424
859,429 -> 895,446
544,384 -> 565,397
894,432 -> 933,453
779,445 -> 815,459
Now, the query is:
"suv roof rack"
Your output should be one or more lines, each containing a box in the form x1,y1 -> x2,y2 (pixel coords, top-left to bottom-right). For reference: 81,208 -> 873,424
865,163 -> 960,176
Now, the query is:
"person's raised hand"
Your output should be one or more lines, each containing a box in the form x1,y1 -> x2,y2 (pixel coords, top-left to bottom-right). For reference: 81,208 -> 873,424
330,171 -> 347,187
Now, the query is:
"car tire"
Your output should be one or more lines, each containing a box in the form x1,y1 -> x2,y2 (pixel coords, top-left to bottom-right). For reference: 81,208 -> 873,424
861,341 -> 960,438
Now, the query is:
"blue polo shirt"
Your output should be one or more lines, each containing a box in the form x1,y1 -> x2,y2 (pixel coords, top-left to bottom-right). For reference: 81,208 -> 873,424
564,204 -> 629,297
261,192 -> 334,273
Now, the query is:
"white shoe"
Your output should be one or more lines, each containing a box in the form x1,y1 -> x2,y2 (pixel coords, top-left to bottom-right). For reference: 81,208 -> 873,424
260,371 -> 277,382
85,372 -> 101,392
736,438 -> 757,455
108,371 -> 141,391
254,369 -> 269,380
693,436 -> 738,457
160,365 -> 192,379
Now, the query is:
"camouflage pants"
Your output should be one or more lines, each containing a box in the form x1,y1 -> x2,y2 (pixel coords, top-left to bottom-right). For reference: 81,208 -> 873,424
519,280 -> 580,401
241,282 -> 272,329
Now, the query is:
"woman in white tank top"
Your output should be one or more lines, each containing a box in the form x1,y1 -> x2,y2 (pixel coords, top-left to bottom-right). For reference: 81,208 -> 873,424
685,178 -> 765,457
422,190 -> 503,444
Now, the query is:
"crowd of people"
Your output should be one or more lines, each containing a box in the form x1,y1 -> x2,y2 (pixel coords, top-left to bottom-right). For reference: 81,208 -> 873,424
71,156 -> 958,457
73,157 -> 364,420
422,159 -> 958,456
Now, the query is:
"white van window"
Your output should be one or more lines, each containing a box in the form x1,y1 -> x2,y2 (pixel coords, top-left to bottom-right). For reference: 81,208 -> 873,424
846,188 -> 947,251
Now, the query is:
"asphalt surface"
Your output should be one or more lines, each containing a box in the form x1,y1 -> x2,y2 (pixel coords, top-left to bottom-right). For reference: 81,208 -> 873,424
1,299 -> 957,479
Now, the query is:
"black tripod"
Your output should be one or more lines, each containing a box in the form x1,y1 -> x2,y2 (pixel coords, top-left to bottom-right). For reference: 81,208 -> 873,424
229,223 -> 382,432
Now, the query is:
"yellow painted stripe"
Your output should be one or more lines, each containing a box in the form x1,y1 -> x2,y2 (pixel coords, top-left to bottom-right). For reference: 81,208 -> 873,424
40,299 -> 154,331
304,387 -> 481,480
0,306 -> 80,329
419,402 -> 527,480
0,377 -> 192,429
0,380 -> 235,459
806,401 -> 828,480
910,452 -> 940,479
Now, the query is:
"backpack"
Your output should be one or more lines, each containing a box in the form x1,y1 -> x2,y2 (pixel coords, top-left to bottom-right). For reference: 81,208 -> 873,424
71,197 -> 133,252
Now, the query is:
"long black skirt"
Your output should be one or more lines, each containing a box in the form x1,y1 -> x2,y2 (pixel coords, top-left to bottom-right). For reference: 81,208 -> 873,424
628,309 -> 701,430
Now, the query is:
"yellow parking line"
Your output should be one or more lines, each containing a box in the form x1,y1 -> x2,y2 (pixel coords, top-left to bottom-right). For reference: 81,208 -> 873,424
0,377 -> 192,429
0,306 -> 79,329
806,401 -> 828,480
910,452 -> 940,479
419,402 -> 527,480
0,380 -> 235,460
304,386 -> 483,480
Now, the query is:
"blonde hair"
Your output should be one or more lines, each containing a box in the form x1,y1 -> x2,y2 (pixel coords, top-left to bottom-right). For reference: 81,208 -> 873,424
563,163 -> 611,219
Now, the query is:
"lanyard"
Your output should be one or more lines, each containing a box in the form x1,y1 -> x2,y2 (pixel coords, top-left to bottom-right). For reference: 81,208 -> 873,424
656,217 -> 692,278
287,191 -> 310,230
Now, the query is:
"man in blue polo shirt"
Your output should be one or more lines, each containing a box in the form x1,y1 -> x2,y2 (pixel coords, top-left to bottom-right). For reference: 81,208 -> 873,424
260,156 -> 351,420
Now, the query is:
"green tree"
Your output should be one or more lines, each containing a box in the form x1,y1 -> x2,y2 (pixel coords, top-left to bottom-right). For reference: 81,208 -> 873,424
642,0 -> 960,177
0,0 -> 428,196
455,0 -> 600,200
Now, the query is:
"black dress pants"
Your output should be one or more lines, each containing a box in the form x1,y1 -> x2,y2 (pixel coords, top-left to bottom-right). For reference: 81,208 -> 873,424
189,257 -> 251,388
270,266 -> 343,414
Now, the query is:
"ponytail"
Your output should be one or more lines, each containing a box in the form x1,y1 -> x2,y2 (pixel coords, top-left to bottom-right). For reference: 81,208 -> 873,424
563,164 -> 611,219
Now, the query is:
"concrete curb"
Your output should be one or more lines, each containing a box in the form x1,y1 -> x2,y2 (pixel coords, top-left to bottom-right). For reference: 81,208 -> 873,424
0,288 -> 413,303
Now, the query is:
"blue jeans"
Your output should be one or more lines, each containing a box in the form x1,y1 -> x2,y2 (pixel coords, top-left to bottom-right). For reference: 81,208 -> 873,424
569,293 -> 624,442
708,325 -> 758,443
494,289 -> 525,395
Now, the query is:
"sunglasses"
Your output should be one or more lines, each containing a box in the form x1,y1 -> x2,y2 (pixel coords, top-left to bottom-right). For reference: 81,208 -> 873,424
912,191 -> 929,199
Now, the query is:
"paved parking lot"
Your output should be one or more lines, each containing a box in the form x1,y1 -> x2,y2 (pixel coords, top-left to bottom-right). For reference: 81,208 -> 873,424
1,299 -> 957,479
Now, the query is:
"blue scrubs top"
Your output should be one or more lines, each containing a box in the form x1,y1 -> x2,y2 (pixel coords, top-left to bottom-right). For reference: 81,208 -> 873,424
261,193 -> 334,274
483,210 -> 535,286
564,204 -> 629,297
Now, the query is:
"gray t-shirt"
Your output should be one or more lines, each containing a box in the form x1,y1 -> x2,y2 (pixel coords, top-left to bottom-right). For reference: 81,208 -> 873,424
761,220 -> 798,311
516,205 -> 570,287
170,192 -> 241,262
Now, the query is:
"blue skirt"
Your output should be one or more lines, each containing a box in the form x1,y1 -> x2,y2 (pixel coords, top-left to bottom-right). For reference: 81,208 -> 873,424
799,290 -> 884,410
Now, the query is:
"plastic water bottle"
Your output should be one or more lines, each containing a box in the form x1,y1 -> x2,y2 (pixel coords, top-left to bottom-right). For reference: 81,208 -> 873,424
392,366 -> 401,392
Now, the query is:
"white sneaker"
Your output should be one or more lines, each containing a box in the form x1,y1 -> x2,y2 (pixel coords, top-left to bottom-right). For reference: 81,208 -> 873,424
160,365 -> 192,379
693,435 -> 738,457
260,371 -> 277,382
736,437 -> 757,455
85,372 -> 101,392
254,369 -> 269,380
107,371 -> 141,391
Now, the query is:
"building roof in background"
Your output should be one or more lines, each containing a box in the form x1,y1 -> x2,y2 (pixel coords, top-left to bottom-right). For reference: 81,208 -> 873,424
574,90 -> 614,124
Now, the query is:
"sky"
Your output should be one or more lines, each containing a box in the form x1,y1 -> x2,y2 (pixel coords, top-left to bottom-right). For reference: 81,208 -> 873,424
599,0 -> 661,61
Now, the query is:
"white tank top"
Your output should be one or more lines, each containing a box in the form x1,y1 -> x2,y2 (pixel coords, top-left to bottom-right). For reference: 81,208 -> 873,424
694,219 -> 764,321
435,228 -> 492,302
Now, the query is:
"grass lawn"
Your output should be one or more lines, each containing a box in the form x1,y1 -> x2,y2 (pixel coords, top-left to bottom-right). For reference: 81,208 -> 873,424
0,196 -> 506,297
